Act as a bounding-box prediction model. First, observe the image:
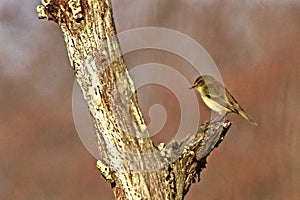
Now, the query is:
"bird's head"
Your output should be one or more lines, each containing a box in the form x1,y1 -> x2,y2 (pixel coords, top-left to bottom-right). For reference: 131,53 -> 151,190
190,75 -> 216,89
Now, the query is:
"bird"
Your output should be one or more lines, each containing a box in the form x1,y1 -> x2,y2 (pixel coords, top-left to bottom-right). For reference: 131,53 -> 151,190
190,75 -> 257,126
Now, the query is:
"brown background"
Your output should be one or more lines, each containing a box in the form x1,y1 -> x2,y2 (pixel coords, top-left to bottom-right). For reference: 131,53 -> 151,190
1,0 -> 299,199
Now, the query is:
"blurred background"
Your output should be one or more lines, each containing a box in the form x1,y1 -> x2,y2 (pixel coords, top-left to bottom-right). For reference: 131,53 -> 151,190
1,0 -> 300,199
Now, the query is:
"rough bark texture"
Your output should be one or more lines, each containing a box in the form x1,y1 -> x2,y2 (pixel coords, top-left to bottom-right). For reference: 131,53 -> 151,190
37,0 -> 231,199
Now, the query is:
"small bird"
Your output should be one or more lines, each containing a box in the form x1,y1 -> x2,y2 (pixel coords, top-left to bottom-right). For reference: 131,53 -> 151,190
190,75 -> 257,126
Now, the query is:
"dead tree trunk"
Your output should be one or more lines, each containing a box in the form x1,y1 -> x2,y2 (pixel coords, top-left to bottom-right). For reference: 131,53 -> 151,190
36,0 -> 231,199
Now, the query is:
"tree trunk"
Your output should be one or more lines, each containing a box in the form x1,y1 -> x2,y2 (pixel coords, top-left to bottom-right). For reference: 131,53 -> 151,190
36,0 -> 231,199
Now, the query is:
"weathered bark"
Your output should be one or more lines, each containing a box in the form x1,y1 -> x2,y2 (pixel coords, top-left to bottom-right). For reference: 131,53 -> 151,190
37,0 -> 231,199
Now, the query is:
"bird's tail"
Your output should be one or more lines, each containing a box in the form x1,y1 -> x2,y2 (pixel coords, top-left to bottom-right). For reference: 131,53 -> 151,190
238,110 -> 258,126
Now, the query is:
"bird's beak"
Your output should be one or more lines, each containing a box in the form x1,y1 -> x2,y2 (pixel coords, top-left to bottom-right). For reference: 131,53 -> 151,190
189,85 -> 195,89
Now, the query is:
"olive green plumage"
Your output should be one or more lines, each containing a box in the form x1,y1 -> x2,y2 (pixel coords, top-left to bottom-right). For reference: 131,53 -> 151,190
190,75 -> 257,126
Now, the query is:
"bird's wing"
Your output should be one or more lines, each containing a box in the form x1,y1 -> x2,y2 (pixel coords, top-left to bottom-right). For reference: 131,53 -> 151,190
224,88 -> 242,113
204,81 -> 227,102
204,81 -> 239,113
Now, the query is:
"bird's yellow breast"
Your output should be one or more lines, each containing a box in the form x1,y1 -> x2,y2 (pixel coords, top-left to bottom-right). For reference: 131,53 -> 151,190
201,95 -> 230,115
